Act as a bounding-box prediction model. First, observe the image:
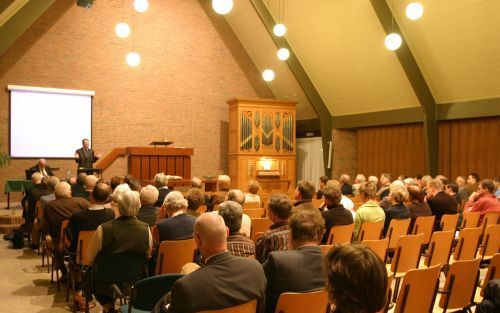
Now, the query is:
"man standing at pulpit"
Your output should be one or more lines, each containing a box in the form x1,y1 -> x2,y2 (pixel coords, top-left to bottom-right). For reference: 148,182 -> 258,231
75,138 -> 100,174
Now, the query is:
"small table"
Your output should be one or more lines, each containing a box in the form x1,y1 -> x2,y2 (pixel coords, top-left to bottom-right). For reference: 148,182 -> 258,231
4,179 -> 33,210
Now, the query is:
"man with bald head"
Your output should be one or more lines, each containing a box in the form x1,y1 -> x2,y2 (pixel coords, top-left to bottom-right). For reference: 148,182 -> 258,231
153,213 -> 266,313
29,158 -> 54,177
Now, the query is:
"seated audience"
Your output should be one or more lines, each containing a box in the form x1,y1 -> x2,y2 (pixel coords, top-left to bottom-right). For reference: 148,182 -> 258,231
383,183 -> 410,234
153,213 -> 266,313
43,182 -> 89,280
376,173 -> 392,199
465,179 -> 500,219
444,183 -> 461,203
208,174 -> 231,211
86,190 -> 152,313
455,175 -> 469,201
339,174 -> 353,196
154,173 -> 171,207
255,194 -> 293,263
137,185 -> 159,226
351,174 -> 366,196
324,244 -> 388,313
71,172 -> 89,199
293,180 -> 317,211
110,183 -> 131,218
426,178 -> 457,230
436,174 -> 448,185
29,175 -> 52,249
154,191 -> 197,242
368,175 -> 378,186
405,186 -> 431,231
263,209 -> 326,313
244,179 -> 261,204
419,175 -> 432,194
127,178 -> 142,192
353,182 -> 385,241
219,201 -> 255,257
84,175 -> 99,200
315,175 -> 330,199
325,180 -> 355,216
29,158 -> 54,176
321,185 -> 353,244
403,177 -> 417,187
225,189 -> 252,237
24,172 -> 44,222
186,187 -> 206,217
109,176 -> 123,192
191,177 -> 209,205
466,172 -> 480,197
40,176 -> 60,210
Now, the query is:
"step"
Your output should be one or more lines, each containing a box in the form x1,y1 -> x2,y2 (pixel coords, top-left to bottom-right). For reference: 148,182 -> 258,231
0,223 -> 23,234
0,215 -> 25,225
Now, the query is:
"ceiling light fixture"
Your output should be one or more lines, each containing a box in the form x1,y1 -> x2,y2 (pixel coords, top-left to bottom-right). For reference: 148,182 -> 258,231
262,69 -> 275,82
406,2 -> 424,20
277,48 -> 290,61
115,22 -> 130,38
273,23 -> 286,37
126,52 -> 141,67
133,0 -> 149,13
385,33 -> 402,51
212,0 -> 233,15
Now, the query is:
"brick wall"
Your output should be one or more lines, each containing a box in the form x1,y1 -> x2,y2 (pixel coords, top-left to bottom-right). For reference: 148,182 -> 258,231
0,0 -> 273,201
331,129 -> 357,180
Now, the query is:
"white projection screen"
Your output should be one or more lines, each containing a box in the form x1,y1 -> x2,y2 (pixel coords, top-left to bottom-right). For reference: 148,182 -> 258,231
9,85 -> 93,158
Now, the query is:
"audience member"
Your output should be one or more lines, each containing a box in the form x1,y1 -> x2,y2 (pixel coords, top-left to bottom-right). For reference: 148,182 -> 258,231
324,244 -> 388,313
255,194 -> 292,263
321,185 -> 353,244
397,174 -> 407,181
186,187 -> 206,217
29,158 -> 54,176
137,185 -> 159,226
219,201 -> 255,257
379,180 -> 404,210
208,174 -> 231,211
24,172 -> 44,222
383,183 -> 410,234
351,174 -> 366,196
153,213 -> 266,313
28,174 -> 51,249
86,189 -> 152,313
466,172 -> 480,196
225,189 -> 252,237
353,182 -> 385,241
403,177 -> 418,187
154,191 -> 197,243
84,175 -> 99,198
40,176 -> 59,210
436,175 -> 449,186
154,173 -> 171,207
110,183 -> 131,218
426,178 -> 457,230
476,279 -> 500,313
339,174 -> 353,196
294,180 -> 317,211
263,209 -> 326,313
72,173 -> 89,199
109,176 -> 123,192
368,175 -> 378,186
325,180 -> 355,216
419,175 -> 432,194
316,175 -> 330,199
455,175 -> 468,201
444,183 -> 461,203
405,186 -> 432,231
244,179 -> 261,204
376,173 -> 392,199
464,179 -> 500,220
127,178 -> 142,192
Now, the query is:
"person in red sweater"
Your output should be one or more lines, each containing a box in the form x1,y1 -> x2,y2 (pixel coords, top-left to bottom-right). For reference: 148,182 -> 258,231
465,179 -> 500,220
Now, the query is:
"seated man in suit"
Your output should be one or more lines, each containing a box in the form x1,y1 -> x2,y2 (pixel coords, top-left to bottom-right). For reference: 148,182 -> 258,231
263,209 -> 326,313
137,185 -> 159,226
29,158 -> 54,177
153,213 -> 266,313
71,172 -> 89,199
154,173 -> 171,207
321,184 -> 353,244
426,178 -> 457,230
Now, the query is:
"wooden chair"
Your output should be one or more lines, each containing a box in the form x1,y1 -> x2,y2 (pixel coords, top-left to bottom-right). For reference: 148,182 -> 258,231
393,264 -> 441,313
243,208 -> 265,219
440,214 -> 459,232
51,219 -> 69,291
480,212 -> 500,234
197,300 -> 257,313
251,231 -> 265,243
358,220 -> 384,241
327,223 -> 354,245
423,230 -> 454,268
461,212 -> 481,229
155,238 -> 197,275
311,198 -> 323,208
388,234 -> 424,302
35,201 -> 50,269
243,201 -> 261,210
478,224 -> 500,261
436,258 -> 481,313
274,290 -> 329,313
362,238 -> 388,263
250,218 -> 271,240
319,245 -> 332,254
411,216 -> 435,246
287,189 -> 296,198
480,253 -> 500,296
452,227 -> 482,261
386,218 -> 411,250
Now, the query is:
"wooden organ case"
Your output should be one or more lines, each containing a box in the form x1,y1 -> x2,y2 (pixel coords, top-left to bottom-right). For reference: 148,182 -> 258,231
228,98 -> 296,192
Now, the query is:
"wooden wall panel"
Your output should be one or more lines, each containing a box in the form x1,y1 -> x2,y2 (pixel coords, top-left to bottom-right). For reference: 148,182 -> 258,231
357,123 -> 426,177
439,117 -> 500,180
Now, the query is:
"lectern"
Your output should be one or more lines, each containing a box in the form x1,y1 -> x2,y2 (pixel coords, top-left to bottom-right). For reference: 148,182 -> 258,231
228,98 -> 296,192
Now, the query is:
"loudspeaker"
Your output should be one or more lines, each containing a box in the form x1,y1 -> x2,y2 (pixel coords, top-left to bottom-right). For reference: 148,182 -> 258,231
77,0 -> 94,8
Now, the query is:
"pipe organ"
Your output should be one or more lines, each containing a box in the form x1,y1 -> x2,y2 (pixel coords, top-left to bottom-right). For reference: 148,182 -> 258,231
228,98 -> 296,192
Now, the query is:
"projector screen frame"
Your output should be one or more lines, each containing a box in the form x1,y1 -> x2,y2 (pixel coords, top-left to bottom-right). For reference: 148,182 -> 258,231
7,85 -> 95,159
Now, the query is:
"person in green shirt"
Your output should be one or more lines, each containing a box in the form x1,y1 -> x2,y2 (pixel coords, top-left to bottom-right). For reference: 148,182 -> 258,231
353,182 -> 385,241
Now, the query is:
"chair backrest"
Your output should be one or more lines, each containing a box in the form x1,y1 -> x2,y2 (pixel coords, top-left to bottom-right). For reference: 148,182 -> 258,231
311,198 -> 323,208
424,230 -> 454,267
461,211 -> 481,228
35,201 -> 43,219
196,205 -> 207,214
359,220 -> 384,241
362,238 -> 389,263
386,218 -> 411,250
155,238 -> 196,275
251,218 -> 272,239
390,234 -> 424,274
394,264 -> 441,313
274,290 -> 329,313
440,214 -> 459,232
130,274 -> 183,312
251,231 -> 265,243
327,223 -> 354,245
76,230 -> 96,266
197,300 -> 257,313
411,215 -> 435,245
56,220 -> 70,250
481,253 -> 500,296
480,212 -> 500,233
478,224 -> 500,260
453,227 -> 482,261
243,208 -> 264,219
243,202 -> 261,210
438,258 -> 481,311
319,245 -> 332,254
